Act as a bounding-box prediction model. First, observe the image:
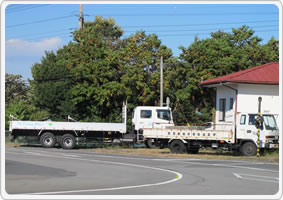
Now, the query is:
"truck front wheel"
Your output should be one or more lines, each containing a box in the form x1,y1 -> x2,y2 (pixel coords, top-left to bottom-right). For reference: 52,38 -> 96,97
40,132 -> 56,148
60,134 -> 76,149
170,140 -> 187,154
240,142 -> 257,156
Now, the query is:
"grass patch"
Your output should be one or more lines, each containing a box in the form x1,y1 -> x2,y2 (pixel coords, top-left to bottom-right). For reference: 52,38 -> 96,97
78,146 -> 279,163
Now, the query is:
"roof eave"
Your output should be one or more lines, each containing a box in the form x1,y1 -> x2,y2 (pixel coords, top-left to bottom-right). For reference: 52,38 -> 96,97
200,80 -> 279,87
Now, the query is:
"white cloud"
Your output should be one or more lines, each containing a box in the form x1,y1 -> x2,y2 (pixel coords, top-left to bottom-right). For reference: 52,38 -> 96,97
5,37 -> 63,57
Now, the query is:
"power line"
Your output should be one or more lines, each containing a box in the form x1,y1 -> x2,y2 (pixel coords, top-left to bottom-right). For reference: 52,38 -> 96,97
6,28 -> 278,46
8,28 -> 72,38
149,29 -> 279,37
124,24 -> 278,33
6,34 -> 72,46
6,15 -> 74,28
6,5 -> 50,14
122,20 -> 279,29
86,12 -> 277,17
7,24 -> 277,39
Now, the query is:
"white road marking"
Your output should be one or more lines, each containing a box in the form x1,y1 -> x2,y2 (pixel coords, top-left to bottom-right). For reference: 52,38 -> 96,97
237,173 -> 279,179
233,173 -> 279,183
25,151 -> 42,156
60,153 -> 80,158
233,173 -> 242,179
6,151 -> 183,195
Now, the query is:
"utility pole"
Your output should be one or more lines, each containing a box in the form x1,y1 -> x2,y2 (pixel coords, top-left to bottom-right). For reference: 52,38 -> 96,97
78,4 -> 84,30
256,96 -> 262,157
160,56 -> 163,107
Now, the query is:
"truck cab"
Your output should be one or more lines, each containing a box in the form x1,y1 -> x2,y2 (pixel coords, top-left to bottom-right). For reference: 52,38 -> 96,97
237,113 -> 279,148
132,106 -> 174,131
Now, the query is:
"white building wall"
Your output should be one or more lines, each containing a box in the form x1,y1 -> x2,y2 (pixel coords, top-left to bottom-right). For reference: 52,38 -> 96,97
237,84 -> 279,115
215,85 -> 236,123
215,83 -> 279,126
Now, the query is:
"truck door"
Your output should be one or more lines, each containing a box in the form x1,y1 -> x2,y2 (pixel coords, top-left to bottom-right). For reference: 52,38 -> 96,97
247,114 -> 265,147
137,109 -> 154,129
237,114 -> 247,138
237,114 -> 258,143
153,109 -> 173,128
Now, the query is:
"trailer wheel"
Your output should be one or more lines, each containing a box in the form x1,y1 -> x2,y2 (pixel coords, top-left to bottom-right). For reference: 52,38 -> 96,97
40,132 -> 56,148
60,134 -> 76,149
170,140 -> 187,154
240,142 -> 257,156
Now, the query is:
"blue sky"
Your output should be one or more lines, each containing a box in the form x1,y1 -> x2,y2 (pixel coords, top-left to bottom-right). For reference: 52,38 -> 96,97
4,3 -> 279,81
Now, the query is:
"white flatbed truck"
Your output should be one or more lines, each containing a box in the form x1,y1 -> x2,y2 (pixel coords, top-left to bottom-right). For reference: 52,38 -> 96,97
9,103 -> 174,149
142,112 -> 279,156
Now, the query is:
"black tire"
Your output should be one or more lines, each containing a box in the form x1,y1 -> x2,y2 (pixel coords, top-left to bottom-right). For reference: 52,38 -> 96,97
188,148 -> 199,154
60,134 -> 76,149
145,139 -> 158,149
240,142 -> 257,156
40,132 -> 56,148
170,140 -> 187,154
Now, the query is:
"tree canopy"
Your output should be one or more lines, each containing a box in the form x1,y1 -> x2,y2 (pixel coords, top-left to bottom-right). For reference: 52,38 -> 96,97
5,17 -> 279,129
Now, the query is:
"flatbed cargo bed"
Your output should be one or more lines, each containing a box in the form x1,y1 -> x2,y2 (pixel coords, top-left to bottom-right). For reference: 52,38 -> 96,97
143,125 -> 234,143
10,120 -> 127,133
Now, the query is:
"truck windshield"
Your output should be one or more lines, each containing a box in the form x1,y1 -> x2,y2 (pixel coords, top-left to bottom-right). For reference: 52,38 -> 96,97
262,115 -> 278,131
157,110 -> 171,121
248,114 -> 278,131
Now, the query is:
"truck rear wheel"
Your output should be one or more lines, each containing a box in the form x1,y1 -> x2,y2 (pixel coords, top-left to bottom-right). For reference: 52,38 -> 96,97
40,132 -> 56,148
240,142 -> 257,156
145,139 -> 158,149
60,134 -> 76,149
188,148 -> 199,154
170,140 -> 187,154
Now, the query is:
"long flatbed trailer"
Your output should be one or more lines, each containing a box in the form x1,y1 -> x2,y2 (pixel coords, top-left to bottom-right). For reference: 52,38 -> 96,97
10,120 -> 127,134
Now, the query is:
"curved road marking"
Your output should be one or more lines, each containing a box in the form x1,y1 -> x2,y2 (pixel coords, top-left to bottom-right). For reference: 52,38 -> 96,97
7,152 -> 183,195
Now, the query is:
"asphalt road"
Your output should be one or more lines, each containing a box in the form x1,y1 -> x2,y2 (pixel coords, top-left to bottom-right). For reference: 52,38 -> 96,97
5,146 -> 279,196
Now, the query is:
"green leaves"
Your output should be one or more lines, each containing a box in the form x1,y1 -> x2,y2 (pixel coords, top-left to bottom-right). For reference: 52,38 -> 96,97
12,20 -> 277,127
169,25 -> 278,124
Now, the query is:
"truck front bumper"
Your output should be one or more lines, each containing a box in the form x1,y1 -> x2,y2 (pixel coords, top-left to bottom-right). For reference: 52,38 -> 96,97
266,143 -> 279,149
265,143 -> 279,149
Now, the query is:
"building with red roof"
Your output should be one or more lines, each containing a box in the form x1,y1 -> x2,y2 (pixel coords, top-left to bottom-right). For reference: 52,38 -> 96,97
200,62 -> 280,129
200,62 -> 279,86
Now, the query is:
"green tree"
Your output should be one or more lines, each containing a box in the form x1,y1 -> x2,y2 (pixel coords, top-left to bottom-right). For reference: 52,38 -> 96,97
5,73 -> 49,129
66,16 -> 125,122
119,31 -> 173,109
5,100 -> 49,129
30,50 -> 74,120
169,26 -> 278,124
5,73 -> 28,106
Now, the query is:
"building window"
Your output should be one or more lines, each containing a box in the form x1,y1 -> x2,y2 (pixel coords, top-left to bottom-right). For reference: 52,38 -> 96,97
140,110 -> 152,118
219,99 -> 226,121
229,98 -> 234,110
